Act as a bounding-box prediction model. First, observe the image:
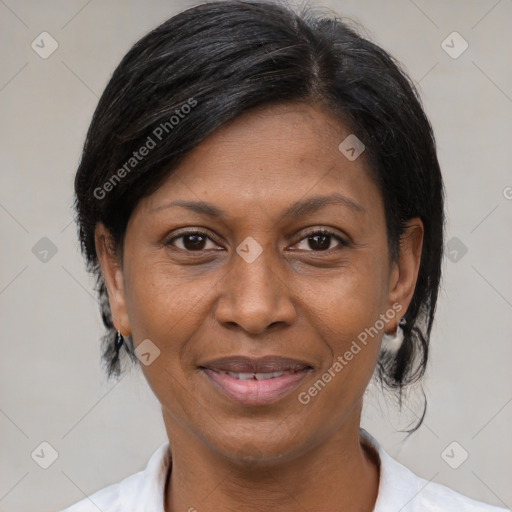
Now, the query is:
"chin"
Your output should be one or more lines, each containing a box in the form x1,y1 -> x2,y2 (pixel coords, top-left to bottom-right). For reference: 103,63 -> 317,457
201,424 -> 315,468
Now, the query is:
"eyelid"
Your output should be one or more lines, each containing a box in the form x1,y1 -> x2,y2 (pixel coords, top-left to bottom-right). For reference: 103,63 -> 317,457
165,226 -> 349,252
293,227 -> 350,249
165,228 -> 224,248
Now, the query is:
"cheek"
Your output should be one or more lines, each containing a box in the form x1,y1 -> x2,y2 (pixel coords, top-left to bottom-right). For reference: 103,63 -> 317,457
307,250 -> 390,386
124,256 -> 205,339
122,263 -> 204,416
122,257 -> 216,388
321,254 -> 389,339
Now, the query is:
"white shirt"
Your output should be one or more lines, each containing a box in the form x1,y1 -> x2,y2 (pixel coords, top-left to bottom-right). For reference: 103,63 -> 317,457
60,430 -> 508,512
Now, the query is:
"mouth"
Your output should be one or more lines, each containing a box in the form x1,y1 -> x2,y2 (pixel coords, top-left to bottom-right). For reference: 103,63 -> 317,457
198,356 -> 313,405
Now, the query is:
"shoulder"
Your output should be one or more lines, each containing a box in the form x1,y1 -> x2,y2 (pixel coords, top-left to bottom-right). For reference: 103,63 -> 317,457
59,469 -> 148,512
413,477 -> 509,511
360,430 -> 509,512
59,479 -> 123,512
58,443 -> 171,512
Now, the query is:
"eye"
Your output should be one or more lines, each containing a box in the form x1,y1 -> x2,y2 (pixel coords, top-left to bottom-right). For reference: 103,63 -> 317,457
166,230 -> 221,251
165,228 -> 348,253
293,228 -> 348,252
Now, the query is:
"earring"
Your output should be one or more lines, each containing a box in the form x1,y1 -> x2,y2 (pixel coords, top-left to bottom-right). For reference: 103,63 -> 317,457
115,330 -> 124,351
381,319 -> 405,354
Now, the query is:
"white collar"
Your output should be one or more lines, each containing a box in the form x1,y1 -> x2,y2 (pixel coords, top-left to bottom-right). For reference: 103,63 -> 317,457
111,429 -> 501,511
116,441 -> 171,511
360,428 -> 426,511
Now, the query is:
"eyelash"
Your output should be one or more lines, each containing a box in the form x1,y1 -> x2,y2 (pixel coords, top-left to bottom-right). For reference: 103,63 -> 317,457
165,228 -> 348,253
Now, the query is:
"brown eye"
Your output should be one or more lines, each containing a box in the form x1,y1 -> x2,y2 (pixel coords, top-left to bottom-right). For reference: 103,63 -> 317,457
167,231 -> 218,251
295,229 -> 347,252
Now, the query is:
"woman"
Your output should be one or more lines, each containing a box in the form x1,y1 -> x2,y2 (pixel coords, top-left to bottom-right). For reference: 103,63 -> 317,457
61,0 -> 507,510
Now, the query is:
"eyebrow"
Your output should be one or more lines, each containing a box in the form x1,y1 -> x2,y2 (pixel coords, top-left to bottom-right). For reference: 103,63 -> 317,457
150,192 -> 366,218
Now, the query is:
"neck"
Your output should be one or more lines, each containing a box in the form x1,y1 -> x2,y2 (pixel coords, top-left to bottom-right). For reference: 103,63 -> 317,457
163,411 -> 379,512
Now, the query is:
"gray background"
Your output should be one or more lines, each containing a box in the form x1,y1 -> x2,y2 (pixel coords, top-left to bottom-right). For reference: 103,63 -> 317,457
1,0 -> 511,510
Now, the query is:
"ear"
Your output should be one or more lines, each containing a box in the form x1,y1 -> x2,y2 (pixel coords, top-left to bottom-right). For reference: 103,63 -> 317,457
386,218 -> 424,332
94,222 -> 131,337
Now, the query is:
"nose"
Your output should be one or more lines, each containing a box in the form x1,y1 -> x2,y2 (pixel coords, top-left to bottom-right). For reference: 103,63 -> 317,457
213,241 -> 296,335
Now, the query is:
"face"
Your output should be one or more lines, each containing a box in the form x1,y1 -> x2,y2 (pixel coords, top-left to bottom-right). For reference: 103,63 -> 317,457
96,102 -> 422,464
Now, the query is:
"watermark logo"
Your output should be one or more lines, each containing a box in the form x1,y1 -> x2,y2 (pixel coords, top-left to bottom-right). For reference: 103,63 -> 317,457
298,302 -> 402,404
441,441 -> 469,469
441,31 -> 468,59
31,32 -> 58,59
236,236 -> 263,263
135,338 -> 161,366
32,237 -> 58,263
446,236 -> 468,263
93,98 -> 198,200
31,441 -> 59,469
338,134 -> 365,161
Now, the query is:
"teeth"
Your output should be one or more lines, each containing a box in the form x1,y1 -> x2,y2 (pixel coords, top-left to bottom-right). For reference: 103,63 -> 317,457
221,370 -> 292,380
237,372 -> 254,380
255,372 -> 276,380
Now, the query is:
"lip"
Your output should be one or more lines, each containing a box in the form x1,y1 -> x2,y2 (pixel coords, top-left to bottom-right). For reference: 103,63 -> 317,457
199,355 -> 313,373
198,356 -> 313,405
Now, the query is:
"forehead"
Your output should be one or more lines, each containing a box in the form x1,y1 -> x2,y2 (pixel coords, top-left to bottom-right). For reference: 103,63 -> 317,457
138,102 -> 381,220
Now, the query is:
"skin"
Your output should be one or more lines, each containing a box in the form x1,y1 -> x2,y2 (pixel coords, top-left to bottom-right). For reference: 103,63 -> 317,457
95,101 -> 423,512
